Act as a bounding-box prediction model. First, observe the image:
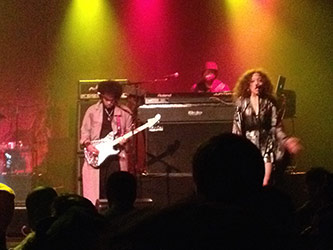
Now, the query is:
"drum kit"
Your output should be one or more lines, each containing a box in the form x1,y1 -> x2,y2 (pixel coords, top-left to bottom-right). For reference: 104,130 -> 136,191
0,92 -> 34,175
0,140 -> 29,174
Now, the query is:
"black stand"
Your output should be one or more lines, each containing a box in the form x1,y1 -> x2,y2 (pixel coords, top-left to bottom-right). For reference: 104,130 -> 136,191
120,79 -> 158,204
146,140 -> 181,205
15,86 -> 19,147
122,77 -> 172,175
122,74 -> 178,206
127,82 -> 141,176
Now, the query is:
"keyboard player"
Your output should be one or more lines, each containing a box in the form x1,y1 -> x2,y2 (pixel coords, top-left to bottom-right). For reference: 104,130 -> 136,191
191,61 -> 230,93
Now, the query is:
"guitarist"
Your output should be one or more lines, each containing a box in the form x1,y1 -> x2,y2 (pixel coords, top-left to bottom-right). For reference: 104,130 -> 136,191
80,81 -> 133,204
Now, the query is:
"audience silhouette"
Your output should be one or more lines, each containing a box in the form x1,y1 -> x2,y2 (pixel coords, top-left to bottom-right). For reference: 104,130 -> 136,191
104,171 -> 137,220
0,183 -> 15,250
296,167 -> 331,234
5,135 -> 333,250
296,167 -> 333,250
44,194 -> 106,250
13,186 -> 58,250
104,133 -> 301,250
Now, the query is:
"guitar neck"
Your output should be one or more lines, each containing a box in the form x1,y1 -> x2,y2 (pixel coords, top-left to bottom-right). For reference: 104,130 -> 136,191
113,123 -> 150,145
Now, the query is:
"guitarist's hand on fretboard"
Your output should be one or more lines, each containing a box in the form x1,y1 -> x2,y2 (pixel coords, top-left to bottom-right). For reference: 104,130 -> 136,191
119,137 -> 128,146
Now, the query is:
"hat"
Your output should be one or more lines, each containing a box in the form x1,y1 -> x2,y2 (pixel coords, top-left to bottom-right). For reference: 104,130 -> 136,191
0,183 -> 15,197
205,61 -> 218,71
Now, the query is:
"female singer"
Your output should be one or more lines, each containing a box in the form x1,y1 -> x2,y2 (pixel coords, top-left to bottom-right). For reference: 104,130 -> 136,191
232,69 -> 301,186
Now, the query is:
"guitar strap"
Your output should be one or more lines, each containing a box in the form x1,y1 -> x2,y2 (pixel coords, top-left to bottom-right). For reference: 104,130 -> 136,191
115,115 -> 122,137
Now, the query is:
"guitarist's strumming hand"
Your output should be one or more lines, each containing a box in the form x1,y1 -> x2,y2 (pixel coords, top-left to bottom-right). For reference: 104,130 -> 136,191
86,143 -> 99,155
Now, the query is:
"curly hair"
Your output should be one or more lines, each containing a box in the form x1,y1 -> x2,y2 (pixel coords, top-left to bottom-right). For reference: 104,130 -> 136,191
97,80 -> 123,100
233,69 -> 274,100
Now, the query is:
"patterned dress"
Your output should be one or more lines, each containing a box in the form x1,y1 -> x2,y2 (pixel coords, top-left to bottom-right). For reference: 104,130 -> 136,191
232,97 -> 287,163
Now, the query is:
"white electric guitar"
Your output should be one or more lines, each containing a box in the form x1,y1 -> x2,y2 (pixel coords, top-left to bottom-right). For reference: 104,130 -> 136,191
84,114 -> 161,169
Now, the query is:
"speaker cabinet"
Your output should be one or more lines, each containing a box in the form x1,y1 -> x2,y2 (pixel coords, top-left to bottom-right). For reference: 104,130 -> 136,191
146,121 -> 232,174
7,204 -> 29,237
274,172 -> 307,209
137,174 -> 195,208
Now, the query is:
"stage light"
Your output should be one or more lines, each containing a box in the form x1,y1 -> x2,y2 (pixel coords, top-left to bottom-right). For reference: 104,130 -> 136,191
73,0 -> 103,21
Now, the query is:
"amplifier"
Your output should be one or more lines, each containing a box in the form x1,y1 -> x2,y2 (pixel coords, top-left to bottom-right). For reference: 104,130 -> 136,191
138,102 -> 234,175
78,79 -> 128,100
138,103 -> 235,123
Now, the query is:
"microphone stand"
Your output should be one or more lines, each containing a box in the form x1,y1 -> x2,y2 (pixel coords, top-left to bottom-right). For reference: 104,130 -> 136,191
120,79 -> 154,200
122,80 -> 151,177
15,85 -> 19,148
123,75 -> 176,205
124,76 -> 176,177
258,95 -> 262,161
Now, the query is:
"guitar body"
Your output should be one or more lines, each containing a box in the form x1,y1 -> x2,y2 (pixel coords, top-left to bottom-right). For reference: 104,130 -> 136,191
84,114 -> 161,169
84,132 -> 120,169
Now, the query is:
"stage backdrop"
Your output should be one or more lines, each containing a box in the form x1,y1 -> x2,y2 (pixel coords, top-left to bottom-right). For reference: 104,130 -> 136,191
0,0 -> 332,194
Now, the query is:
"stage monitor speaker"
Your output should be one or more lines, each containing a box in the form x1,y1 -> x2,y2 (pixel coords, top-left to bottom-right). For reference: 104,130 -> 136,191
146,121 -> 232,174
275,172 -> 307,209
95,197 -> 154,213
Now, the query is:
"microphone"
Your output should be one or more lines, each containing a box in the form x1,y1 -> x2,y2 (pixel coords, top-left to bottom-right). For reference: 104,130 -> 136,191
257,85 -> 264,96
153,72 -> 179,82
163,72 -> 179,79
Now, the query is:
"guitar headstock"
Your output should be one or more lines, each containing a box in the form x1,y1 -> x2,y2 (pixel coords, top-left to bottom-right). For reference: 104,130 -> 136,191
147,113 -> 161,127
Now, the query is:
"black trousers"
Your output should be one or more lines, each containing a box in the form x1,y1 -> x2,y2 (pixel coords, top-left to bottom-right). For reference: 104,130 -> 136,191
99,155 -> 120,199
